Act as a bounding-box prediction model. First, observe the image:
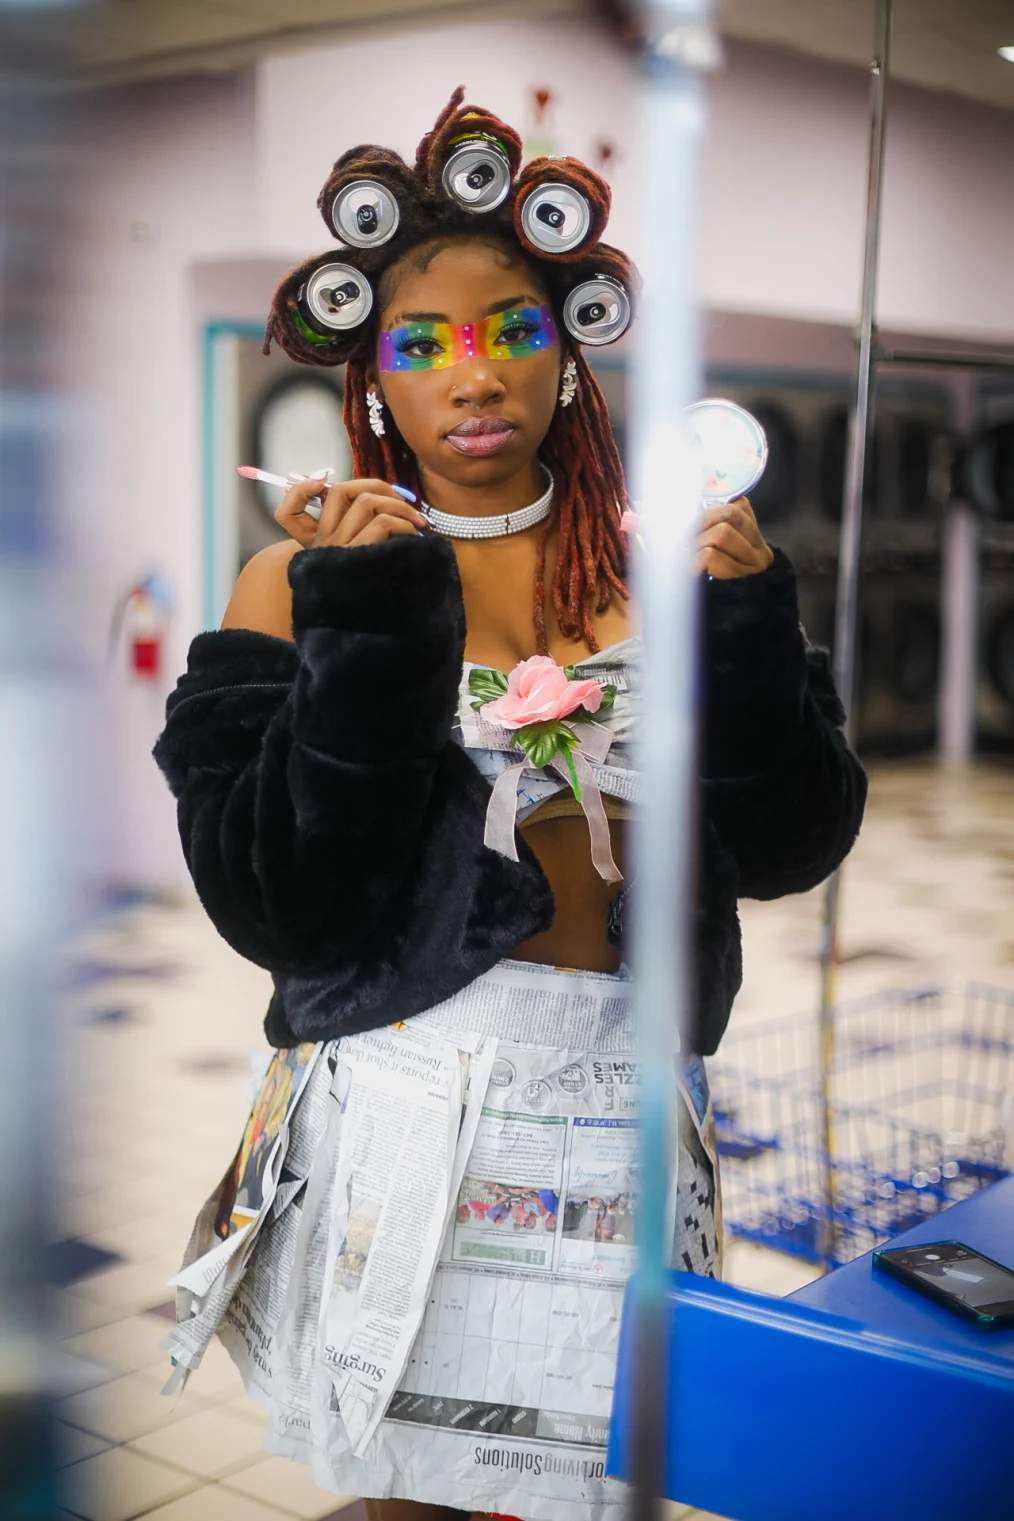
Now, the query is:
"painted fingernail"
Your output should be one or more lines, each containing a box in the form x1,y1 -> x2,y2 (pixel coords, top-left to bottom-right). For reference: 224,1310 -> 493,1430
393,485 -> 417,503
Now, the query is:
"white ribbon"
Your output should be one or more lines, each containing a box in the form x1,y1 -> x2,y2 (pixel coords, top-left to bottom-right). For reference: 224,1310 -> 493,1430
482,719 -> 623,883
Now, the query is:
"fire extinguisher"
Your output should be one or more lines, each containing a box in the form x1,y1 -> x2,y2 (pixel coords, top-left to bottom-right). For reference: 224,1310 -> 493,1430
110,573 -> 173,681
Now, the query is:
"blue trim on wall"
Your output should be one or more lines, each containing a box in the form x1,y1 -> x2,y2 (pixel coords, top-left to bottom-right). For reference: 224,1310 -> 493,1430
201,320 -> 264,631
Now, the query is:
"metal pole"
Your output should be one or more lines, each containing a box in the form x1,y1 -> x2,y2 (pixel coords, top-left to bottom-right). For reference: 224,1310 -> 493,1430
940,501 -> 979,764
816,0 -> 893,1266
629,2 -> 714,1514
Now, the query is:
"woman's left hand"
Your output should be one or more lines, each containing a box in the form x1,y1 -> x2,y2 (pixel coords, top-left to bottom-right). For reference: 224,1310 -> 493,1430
697,497 -> 774,579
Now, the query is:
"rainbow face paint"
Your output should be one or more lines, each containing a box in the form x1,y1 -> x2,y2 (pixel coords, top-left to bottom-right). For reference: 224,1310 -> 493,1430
379,304 -> 559,373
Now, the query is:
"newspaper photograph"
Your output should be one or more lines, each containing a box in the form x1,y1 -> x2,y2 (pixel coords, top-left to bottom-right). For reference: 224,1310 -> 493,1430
224,1044 -> 319,1233
558,1117 -> 637,1281
452,1108 -> 567,1272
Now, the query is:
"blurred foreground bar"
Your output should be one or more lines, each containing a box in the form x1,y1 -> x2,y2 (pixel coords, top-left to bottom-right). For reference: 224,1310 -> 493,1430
0,6 -> 84,1515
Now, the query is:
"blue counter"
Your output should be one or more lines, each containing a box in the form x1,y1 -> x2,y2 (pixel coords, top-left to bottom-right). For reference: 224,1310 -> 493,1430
608,1177 -> 1014,1520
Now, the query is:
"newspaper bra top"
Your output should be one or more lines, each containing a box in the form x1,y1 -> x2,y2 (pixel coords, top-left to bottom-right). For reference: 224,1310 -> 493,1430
453,636 -> 641,829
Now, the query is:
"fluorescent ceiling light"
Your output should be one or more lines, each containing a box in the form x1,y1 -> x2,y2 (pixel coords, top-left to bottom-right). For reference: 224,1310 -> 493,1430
998,46 -> 1014,63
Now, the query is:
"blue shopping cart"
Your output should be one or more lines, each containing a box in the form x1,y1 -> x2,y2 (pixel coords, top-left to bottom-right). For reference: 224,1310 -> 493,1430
709,981 -> 1014,1267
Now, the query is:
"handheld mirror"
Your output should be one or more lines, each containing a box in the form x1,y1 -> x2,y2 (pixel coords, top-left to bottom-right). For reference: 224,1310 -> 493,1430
685,398 -> 768,507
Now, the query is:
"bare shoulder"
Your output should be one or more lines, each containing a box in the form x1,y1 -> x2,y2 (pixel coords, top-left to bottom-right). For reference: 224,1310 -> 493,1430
221,540 -> 301,641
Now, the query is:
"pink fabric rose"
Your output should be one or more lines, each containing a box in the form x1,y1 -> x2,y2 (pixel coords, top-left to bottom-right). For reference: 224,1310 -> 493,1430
482,655 -> 603,729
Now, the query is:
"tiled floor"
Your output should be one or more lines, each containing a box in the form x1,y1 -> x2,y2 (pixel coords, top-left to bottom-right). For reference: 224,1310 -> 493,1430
52,760 -> 1013,1520
54,907 -> 362,1521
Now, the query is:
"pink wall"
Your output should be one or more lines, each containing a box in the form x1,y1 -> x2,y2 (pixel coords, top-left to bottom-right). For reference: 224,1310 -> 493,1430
65,73 -> 257,891
703,42 -> 1014,340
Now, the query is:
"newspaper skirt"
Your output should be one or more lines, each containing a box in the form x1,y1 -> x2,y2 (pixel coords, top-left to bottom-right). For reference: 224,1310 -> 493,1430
165,961 -> 721,1521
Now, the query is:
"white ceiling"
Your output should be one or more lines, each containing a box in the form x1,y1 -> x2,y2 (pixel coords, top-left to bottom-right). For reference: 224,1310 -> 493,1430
719,0 -> 1014,112
69,0 -> 1014,113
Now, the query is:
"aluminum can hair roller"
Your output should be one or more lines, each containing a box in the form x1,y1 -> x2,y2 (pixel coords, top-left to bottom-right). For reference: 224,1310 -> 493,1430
297,261 -> 374,338
684,398 -> 769,506
562,274 -> 632,346
331,180 -> 401,249
519,181 -> 593,255
441,136 -> 513,213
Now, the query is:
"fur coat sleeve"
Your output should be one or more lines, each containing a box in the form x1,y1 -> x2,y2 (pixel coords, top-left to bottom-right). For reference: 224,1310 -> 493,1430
154,535 -> 471,970
699,549 -> 868,900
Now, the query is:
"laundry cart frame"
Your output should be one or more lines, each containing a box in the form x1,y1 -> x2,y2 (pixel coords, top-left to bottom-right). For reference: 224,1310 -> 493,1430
710,981 -> 1014,1268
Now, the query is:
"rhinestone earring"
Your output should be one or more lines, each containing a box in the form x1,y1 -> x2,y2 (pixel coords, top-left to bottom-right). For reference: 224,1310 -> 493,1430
558,357 -> 578,408
367,390 -> 386,437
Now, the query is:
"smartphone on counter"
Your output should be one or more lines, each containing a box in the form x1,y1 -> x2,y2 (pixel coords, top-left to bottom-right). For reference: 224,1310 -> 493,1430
873,1240 -> 1014,1330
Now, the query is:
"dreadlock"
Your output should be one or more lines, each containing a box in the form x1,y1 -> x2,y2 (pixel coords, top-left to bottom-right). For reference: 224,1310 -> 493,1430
537,348 -> 629,651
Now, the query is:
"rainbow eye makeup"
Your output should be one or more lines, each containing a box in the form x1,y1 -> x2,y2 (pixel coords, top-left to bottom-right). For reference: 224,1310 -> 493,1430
379,304 -> 559,372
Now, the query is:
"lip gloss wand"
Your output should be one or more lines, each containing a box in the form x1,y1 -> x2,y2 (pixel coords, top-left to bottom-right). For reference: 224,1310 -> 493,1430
237,465 -> 332,520
237,466 -> 417,522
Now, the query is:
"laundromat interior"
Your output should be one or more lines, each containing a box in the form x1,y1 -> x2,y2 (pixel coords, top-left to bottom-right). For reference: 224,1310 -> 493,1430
3,1 -> 1013,1519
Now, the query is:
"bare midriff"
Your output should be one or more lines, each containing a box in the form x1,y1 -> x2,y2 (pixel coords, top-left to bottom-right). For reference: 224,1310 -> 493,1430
452,530 -> 632,978
512,814 -> 627,974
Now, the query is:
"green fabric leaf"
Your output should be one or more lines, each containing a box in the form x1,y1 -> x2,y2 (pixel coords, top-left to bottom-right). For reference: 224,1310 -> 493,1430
561,746 -> 582,801
597,684 -> 617,710
467,667 -> 509,705
531,732 -> 559,769
515,720 -> 580,773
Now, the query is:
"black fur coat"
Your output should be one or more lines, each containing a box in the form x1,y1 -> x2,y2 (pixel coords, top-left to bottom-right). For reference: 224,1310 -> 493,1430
154,536 -> 866,1056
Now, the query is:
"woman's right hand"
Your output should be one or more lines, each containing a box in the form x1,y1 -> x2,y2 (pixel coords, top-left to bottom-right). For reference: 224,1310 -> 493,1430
275,477 -> 427,550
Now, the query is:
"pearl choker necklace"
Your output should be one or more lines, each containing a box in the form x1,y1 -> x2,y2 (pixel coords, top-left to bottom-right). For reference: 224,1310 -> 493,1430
420,469 -> 554,540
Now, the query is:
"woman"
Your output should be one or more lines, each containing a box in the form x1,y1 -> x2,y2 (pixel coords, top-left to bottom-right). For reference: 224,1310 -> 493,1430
155,91 -> 866,1521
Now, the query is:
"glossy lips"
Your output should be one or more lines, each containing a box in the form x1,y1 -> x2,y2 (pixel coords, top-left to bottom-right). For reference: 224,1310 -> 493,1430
444,415 -> 517,458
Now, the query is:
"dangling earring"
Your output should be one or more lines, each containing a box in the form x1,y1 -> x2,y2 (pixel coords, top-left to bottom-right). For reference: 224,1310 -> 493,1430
558,357 -> 578,408
367,390 -> 386,437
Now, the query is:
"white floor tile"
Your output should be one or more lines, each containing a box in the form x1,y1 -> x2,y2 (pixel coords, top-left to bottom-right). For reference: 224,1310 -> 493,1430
218,1395 -> 268,1431
61,1445 -> 197,1521
52,1351 -> 123,1397
61,1313 -> 173,1374
55,1368 -> 212,1444
67,1260 -> 174,1314
53,1421 -> 111,1469
221,1454 -> 355,1517
141,1484 -> 300,1521
136,1334 -> 243,1403
723,1240 -> 824,1297
129,1404 -> 268,1480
